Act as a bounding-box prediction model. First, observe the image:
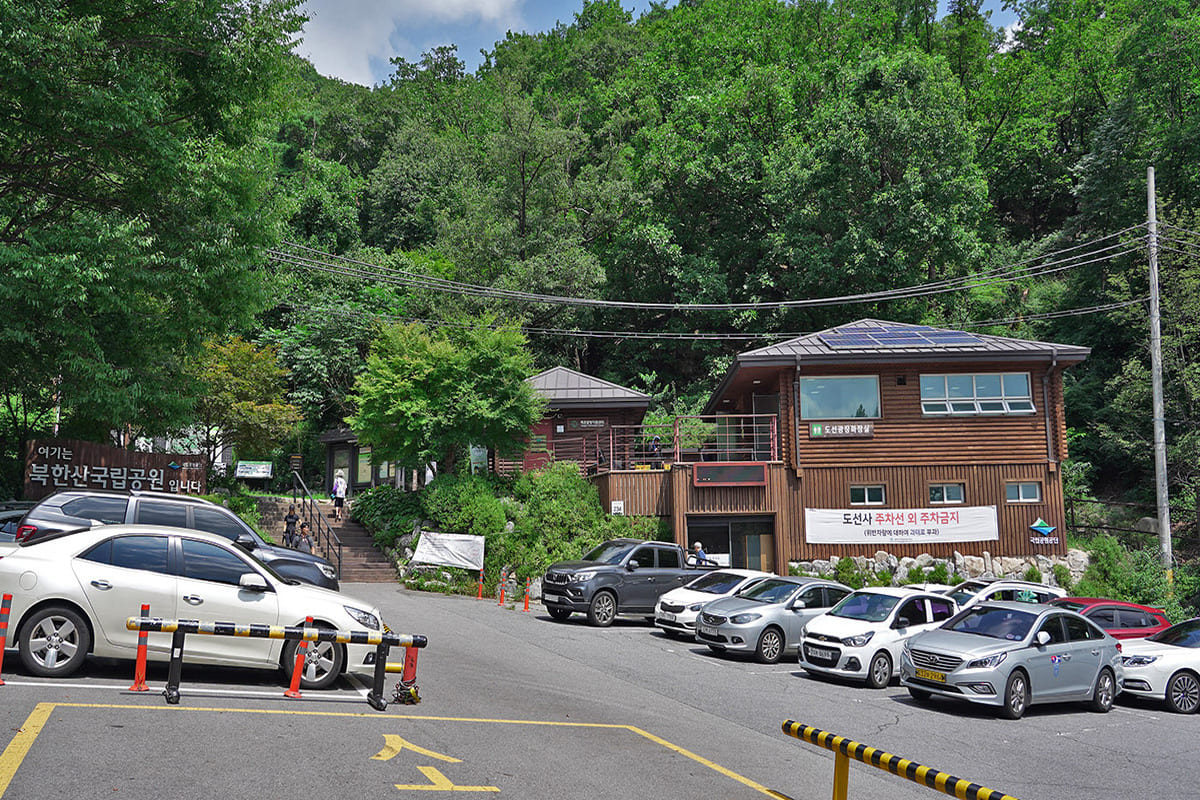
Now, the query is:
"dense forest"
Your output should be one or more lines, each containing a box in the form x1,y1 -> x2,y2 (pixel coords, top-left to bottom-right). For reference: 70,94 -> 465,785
2,0 -> 1198,510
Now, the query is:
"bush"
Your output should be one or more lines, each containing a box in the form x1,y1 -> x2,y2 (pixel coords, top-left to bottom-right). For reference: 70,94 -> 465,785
205,486 -> 267,540
835,557 -> 865,589
353,486 -> 422,549
928,562 -> 950,584
421,474 -> 506,538
1023,565 -> 1042,584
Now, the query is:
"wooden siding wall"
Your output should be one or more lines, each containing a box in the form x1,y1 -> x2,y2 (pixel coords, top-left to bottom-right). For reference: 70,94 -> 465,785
594,470 -> 672,517
787,362 -> 1065,468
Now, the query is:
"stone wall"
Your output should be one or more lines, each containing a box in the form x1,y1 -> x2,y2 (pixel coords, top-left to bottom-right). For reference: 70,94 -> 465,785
790,548 -> 1089,588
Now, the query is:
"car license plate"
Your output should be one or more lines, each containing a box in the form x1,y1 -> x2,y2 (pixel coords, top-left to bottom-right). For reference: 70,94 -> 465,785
698,625 -> 718,637
915,668 -> 947,683
806,646 -> 836,660
659,612 -> 676,622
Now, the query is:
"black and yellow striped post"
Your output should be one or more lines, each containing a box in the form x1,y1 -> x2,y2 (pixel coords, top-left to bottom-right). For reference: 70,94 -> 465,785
781,721 -> 1020,800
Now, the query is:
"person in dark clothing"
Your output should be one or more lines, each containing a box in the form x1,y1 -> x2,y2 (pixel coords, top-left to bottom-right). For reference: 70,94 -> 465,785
283,504 -> 300,548
296,521 -> 313,553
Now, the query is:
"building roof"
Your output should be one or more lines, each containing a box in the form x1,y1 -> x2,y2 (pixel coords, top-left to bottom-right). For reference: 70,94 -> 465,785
704,319 -> 1091,413
528,367 -> 651,409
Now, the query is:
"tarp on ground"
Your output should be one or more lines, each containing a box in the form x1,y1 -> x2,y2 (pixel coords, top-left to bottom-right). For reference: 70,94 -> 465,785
411,530 -> 485,571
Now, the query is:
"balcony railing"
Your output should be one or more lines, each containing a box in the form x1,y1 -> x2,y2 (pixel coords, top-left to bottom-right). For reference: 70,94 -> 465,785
544,414 -> 778,473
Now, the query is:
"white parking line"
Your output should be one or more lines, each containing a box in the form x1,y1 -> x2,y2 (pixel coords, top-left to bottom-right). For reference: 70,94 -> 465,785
0,680 -> 368,701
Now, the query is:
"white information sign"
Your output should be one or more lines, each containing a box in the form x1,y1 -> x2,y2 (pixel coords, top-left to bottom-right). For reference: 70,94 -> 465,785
805,506 -> 999,545
412,530 -> 486,571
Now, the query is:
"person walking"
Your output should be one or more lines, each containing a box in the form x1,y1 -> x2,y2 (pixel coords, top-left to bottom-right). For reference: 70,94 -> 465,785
692,541 -> 708,565
282,504 -> 300,548
296,521 -> 313,553
332,470 -> 348,522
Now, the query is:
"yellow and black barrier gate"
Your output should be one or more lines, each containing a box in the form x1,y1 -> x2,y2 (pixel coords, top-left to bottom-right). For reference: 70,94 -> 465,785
126,616 -> 428,711
781,720 -> 1020,800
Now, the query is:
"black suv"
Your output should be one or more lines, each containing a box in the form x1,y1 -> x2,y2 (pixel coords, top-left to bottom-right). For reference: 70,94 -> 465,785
16,490 -> 338,590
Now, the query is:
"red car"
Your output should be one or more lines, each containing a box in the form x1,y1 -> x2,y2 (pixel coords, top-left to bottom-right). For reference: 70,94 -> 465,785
1050,597 -> 1172,639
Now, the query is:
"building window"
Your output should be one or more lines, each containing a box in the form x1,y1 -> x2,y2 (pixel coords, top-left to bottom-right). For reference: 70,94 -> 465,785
850,485 -> 886,506
929,483 -> 965,504
919,373 -> 1035,416
1006,481 -> 1042,503
800,376 -> 881,420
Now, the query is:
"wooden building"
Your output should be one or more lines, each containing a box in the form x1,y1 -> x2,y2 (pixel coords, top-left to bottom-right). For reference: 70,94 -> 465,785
590,319 -> 1089,571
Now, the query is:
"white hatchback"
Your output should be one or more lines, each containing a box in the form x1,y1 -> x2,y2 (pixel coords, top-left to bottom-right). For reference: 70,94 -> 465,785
800,587 -> 958,688
0,525 -> 388,689
654,569 -> 771,638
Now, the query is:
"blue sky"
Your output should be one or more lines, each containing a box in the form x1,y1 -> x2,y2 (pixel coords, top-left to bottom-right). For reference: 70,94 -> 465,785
296,0 -> 1017,87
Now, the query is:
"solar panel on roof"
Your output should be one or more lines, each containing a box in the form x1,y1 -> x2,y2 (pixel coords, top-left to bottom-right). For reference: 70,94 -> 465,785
925,331 -> 982,344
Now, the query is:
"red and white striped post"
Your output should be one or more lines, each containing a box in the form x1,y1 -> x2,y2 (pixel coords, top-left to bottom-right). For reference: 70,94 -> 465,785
522,578 -> 531,613
0,593 -> 12,685
128,603 -> 151,691
284,616 -> 313,699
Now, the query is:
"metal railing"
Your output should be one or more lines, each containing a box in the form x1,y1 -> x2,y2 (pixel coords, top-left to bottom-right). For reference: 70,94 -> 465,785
291,471 -> 342,580
543,414 -> 779,473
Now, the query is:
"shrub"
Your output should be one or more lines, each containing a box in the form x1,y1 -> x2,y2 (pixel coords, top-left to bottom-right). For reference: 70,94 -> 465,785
835,557 -> 865,589
422,474 -> 507,538
205,486 -> 267,539
904,566 -> 927,585
352,485 -> 422,549
1052,563 -> 1073,592
928,562 -> 950,584
1023,565 -> 1042,584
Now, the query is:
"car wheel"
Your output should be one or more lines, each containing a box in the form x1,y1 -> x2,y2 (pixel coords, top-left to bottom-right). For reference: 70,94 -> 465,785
907,686 -> 932,703
1088,668 -> 1116,713
866,651 -> 892,689
1166,671 -> 1200,714
547,607 -> 572,622
18,605 -> 91,678
755,628 -> 784,664
1001,670 -> 1029,719
587,591 -> 617,627
283,626 -> 345,690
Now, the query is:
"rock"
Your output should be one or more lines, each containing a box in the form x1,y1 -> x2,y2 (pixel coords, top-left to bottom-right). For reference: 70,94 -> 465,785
529,578 -> 542,601
963,556 -> 985,577
1035,555 -> 1054,573
1001,557 -> 1026,577
916,553 -> 935,567
505,520 -> 515,533
982,552 -> 993,575
874,551 -> 890,565
811,559 -> 832,575
1067,549 -> 1089,572
853,555 -> 869,572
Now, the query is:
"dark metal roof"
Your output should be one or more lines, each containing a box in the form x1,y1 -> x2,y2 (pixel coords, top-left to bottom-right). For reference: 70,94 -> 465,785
528,367 -> 651,409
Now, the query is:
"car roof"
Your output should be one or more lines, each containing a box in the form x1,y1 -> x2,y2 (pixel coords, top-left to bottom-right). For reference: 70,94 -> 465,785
1052,597 -> 1167,613
848,586 -> 930,598
20,523 -> 242,550
39,489 -> 214,506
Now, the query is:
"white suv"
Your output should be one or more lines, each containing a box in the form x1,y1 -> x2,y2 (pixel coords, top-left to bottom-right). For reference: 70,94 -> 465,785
800,587 -> 958,688
944,578 -> 1065,609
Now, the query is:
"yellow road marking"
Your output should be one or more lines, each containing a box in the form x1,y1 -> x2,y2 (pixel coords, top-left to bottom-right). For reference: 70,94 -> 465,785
373,735 -> 462,764
1,704 -> 777,798
394,766 -> 499,792
0,703 -> 53,797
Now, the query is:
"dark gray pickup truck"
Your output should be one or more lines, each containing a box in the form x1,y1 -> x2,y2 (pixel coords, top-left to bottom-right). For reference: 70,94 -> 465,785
542,538 -> 717,626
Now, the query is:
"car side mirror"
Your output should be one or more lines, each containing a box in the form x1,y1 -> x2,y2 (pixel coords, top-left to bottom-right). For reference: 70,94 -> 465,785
1035,630 -> 1051,646
239,573 -> 269,592
235,534 -> 257,551
790,600 -> 807,610
894,616 -> 910,629
626,561 -> 638,572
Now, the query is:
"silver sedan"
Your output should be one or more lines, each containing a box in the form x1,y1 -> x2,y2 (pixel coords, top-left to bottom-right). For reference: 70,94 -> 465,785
899,601 -> 1123,719
695,577 -> 851,664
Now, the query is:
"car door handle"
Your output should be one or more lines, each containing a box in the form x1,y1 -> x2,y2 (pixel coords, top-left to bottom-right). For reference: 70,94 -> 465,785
1061,654 -> 1071,661
1091,649 -> 1101,655
90,580 -> 112,590
183,595 -> 204,606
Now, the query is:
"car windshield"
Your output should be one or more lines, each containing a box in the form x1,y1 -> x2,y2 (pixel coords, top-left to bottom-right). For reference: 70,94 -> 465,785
737,578 -> 799,604
1147,619 -> 1200,648
581,542 -> 638,565
830,592 -> 900,622
945,606 -> 1036,640
1051,599 -> 1087,612
686,571 -> 753,594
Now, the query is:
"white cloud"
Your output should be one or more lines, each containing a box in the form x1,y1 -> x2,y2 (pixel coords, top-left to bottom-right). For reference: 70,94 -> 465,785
297,0 -> 524,85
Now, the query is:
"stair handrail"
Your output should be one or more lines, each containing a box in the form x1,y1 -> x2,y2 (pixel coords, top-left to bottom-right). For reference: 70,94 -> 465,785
290,470 -> 343,581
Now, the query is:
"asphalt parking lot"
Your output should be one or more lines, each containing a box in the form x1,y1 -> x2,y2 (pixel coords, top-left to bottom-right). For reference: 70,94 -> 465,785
3,585 -> 1198,799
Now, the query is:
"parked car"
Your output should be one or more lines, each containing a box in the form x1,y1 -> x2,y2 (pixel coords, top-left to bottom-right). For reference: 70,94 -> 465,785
654,569 -> 771,638
899,601 -> 1123,719
542,539 -> 718,627
1050,597 -> 1172,640
16,490 -> 339,590
696,577 -> 852,664
944,578 -> 1066,609
800,587 -> 957,688
1119,617 -> 1200,713
0,525 -> 385,688
0,501 -> 34,556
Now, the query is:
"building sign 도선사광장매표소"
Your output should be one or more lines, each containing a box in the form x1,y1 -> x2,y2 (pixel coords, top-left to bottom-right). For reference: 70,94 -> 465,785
804,506 -> 999,545
809,422 -> 874,438
24,438 -> 206,500
568,419 -> 607,430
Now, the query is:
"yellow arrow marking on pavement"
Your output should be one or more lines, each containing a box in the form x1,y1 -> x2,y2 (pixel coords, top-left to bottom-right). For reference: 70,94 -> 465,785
394,766 -> 499,792
372,735 -> 462,764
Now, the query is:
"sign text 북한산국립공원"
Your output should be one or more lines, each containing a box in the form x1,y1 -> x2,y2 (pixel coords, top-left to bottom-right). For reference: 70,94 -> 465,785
24,438 -> 207,500
804,506 -> 999,545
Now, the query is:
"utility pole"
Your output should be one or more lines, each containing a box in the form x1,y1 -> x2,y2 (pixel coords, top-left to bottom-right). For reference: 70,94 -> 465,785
1147,167 -> 1173,581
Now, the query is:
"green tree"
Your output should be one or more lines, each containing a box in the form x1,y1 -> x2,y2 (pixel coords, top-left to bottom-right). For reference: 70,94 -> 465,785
347,318 -> 546,473
192,337 -> 301,473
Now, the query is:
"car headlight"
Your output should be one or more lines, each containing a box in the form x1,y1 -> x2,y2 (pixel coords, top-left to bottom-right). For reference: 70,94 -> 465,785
344,606 -> 381,630
842,632 -> 874,648
571,570 -> 597,582
967,652 -> 1008,669
1122,654 -> 1158,667
730,613 -> 762,624
318,564 -> 338,580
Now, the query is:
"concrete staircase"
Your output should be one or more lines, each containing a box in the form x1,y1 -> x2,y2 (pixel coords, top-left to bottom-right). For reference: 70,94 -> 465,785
256,496 -> 397,584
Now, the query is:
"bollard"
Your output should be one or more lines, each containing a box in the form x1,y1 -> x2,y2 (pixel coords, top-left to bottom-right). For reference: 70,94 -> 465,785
0,593 -> 11,686
128,603 -> 151,692
497,582 -> 505,606
284,616 -> 314,699
477,572 -> 484,600
385,646 -> 421,705
522,578 -> 530,612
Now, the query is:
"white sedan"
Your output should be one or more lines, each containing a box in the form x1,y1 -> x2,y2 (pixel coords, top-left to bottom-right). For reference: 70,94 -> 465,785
654,569 -> 770,638
1120,617 -> 1200,713
800,587 -> 958,688
0,525 -> 387,689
